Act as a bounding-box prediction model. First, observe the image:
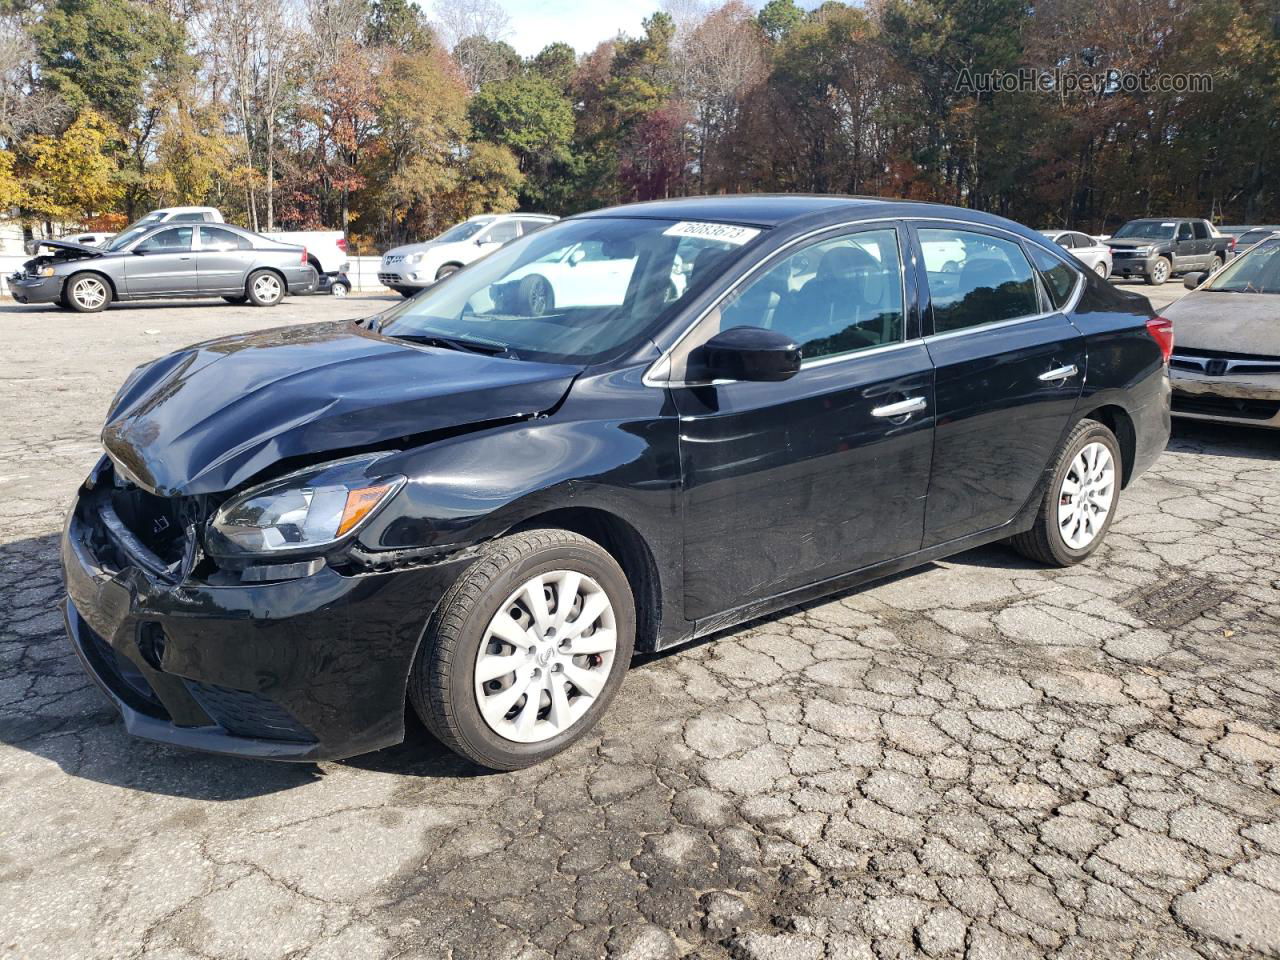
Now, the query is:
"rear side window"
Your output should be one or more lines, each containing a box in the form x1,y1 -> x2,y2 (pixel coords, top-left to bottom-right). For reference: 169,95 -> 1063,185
1072,233 -> 1094,248
1193,221 -> 1210,240
1028,244 -> 1081,311
1052,234 -> 1073,249
200,226 -> 252,251
485,221 -> 520,244
919,228 -> 1040,333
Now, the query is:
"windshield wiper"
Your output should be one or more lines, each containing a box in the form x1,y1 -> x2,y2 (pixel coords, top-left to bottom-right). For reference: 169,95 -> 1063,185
386,332 -> 513,357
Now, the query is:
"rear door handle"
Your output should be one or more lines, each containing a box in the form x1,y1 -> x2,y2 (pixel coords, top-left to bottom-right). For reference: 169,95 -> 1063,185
1038,364 -> 1079,382
871,396 -> 928,418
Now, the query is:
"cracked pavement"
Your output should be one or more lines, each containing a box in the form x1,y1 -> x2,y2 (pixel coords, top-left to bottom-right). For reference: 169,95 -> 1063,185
3,289 -> 1280,960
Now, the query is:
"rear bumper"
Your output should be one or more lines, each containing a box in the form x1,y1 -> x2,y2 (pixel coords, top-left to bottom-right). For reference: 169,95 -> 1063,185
61,467 -> 473,761
1170,368 -> 1280,428
9,275 -> 62,304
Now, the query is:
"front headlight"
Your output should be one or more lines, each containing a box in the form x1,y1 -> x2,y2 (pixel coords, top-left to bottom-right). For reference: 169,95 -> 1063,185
37,266 -> 56,277
406,252 -> 425,265
206,455 -> 405,558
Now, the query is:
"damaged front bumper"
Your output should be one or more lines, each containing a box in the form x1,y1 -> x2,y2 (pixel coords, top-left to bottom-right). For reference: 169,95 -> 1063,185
8,274 -> 63,305
61,458 -> 475,761
1170,366 -> 1280,429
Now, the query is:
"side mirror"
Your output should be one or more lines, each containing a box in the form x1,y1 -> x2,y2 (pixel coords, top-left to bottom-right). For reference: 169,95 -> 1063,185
699,326 -> 801,383
1183,272 -> 1204,289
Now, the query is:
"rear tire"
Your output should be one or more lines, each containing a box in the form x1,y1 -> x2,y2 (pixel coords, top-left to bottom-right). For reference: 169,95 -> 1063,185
329,280 -> 349,298
1009,419 -> 1122,567
1093,261 -> 1108,278
409,529 -> 635,770
1144,257 -> 1170,285
246,269 -> 284,306
518,274 -> 554,315
64,272 -> 111,313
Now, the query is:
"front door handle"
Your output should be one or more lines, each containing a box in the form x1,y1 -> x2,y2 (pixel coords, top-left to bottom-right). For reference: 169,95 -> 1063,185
871,396 -> 928,418
1038,364 -> 1079,382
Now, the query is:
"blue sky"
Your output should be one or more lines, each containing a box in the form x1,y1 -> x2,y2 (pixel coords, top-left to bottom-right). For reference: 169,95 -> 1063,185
499,0 -> 656,56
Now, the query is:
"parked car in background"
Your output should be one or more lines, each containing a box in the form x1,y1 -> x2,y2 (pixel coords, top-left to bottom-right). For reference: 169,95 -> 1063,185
9,222 -> 315,311
1106,218 -> 1234,284
378,213 -> 558,296
60,195 -> 1170,771
1040,230 -> 1113,277
59,231 -> 115,248
1233,226 -> 1280,250
1167,235 -> 1280,428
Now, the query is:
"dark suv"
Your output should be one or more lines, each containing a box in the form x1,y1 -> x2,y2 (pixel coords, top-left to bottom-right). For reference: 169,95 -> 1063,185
61,196 -> 1172,770
1107,217 -> 1233,285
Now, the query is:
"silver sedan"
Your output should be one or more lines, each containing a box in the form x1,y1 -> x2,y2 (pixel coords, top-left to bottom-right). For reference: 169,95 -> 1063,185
1039,230 -> 1113,278
9,222 -> 316,312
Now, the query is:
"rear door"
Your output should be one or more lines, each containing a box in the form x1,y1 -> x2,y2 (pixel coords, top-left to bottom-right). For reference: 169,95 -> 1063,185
122,227 -> 196,296
195,226 -> 255,293
1191,220 -> 1213,267
911,223 -> 1084,547
671,223 -> 935,619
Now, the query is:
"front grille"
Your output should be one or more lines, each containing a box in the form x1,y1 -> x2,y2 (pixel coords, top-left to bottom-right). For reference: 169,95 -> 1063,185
1173,394 -> 1280,420
378,272 -> 403,284
1171,348 -> 1280,375
184,681 -> 315,743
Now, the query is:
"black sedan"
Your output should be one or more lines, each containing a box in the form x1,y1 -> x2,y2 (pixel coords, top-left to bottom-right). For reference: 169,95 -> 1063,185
1167,236 -> 1280,428
61,196 -> 1172,770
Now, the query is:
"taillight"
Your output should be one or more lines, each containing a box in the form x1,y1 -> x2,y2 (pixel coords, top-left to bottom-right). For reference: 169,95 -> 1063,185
337,237 -> 348,252
1146,316 -> 1174,364
301,246 -> 308,265
1229,236 -> 1237,252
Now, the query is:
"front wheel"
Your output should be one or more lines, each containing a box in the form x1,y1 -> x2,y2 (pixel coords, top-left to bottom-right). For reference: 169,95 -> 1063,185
1144,257 -> 1170,285
1009,419 -> 1122,566
65,273 -> 111,312
409,529 -> 636,770
1094,261 -> 1109,278
246,269 -> 284,306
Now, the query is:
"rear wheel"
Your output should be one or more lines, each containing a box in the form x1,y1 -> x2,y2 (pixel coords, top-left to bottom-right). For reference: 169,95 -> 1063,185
65,273 -> 111,312
329,280 -> 350,298
1144,257 -> 1170,285
1009,419 -> 1122,567
409,529 -> 635,770
246,269 -> 284,306
1093,261 -> 1108,278
518,274 -> 554,315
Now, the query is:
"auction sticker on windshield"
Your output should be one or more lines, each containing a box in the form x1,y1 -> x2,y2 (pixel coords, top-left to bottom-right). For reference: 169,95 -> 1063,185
662,222 -> 762,245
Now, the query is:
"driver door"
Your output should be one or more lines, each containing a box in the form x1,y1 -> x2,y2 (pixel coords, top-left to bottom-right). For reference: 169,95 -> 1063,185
1172,222 -> 1197,271
123,227 -> 195,296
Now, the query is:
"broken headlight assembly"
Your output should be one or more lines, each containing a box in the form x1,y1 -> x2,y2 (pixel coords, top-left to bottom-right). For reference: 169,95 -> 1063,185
205,455 -> 405,561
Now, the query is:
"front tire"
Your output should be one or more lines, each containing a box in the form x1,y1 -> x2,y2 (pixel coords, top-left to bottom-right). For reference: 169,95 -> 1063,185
1144,257 -> 1170,285
409,529 -> 636,770
246,269 -> 284,306
1093,261 -> 1108,278
65,272 -> 111,312
435,263 -> 461,281
1009,419 -> 1122,567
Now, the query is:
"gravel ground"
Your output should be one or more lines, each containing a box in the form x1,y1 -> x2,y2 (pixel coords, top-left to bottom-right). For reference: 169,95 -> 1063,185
3,286 -> 1280,960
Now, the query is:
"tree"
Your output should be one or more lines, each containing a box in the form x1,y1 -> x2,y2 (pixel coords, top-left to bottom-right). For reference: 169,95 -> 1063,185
19,109 -> 121,224
468,73 -> 574,202
453,35 -> 521,90
529,42 -> 577,92
757,0 -> 803,43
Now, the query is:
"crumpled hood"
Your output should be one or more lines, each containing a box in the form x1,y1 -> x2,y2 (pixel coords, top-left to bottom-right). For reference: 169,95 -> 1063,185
102,321 -> 581,497
1164,291 -> 1280,355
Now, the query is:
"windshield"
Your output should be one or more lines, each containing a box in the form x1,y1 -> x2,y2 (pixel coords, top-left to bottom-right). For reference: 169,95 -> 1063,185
1204,239 -> 1280,294
435,220 -> 489,243
105,216 -> 166,251
1240,229 -> 1279,247
376,217 -> 761,363
1113,221 -> 1176,240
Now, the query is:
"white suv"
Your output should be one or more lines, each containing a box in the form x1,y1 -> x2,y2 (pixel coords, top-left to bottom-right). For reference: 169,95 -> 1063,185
378,213 -> 558,296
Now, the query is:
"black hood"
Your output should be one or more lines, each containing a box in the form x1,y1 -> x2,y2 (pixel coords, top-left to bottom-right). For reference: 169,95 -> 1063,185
1164,291 -> 1280,355
102,322 -> 581,496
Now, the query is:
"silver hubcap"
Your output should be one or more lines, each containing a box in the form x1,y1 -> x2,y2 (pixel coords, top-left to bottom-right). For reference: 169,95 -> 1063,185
332,284 -> 347,297
474,570 -> 617,744
73,277 -> 106,309
1094,262 -> 1107,277
1153,262 -> 1168,282
253,275 -> 281,302
1058,441 -> 1116,550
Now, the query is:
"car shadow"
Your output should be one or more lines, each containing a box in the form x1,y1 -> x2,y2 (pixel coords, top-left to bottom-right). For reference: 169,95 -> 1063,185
1171,419 -> 1280,459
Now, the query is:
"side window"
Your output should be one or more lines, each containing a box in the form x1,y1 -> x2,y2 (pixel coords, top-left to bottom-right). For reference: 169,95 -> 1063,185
1028,244 -> 1081,311
718,227 -> 905,362
170,213 -> 206,222
919,228 -> 1040,333
1192,221 -> 1210,240
137,227 -> 193,252
485,221 -> 520,244
1177,222 -> 1193,241
200,227 -> 250,251
1072,233 -> 1094,248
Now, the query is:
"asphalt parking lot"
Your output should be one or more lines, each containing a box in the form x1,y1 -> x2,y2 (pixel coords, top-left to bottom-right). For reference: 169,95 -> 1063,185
3,284 -> 1279,960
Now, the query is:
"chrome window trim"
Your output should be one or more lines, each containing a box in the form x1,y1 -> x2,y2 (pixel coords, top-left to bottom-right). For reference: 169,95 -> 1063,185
643,215 -> 1082,388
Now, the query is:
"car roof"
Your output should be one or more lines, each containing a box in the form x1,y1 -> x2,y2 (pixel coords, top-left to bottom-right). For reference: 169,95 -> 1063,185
573,194 -> 1044,236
